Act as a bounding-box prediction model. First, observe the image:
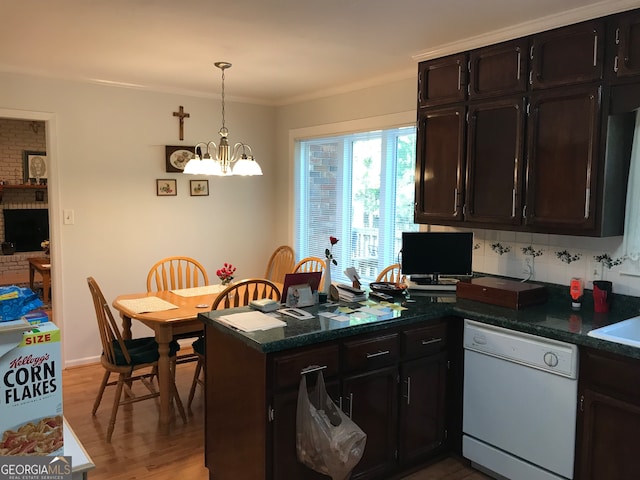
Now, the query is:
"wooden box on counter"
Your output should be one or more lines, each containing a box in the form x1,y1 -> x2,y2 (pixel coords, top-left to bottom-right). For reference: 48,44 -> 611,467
456,277 -> 547,309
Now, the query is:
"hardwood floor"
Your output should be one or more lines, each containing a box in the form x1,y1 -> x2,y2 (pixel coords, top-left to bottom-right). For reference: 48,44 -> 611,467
62,360 -> 489,480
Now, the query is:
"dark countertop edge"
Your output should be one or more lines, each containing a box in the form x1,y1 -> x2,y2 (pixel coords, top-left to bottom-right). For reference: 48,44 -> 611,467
200,306 -> 452,354
200,298 -> 640,360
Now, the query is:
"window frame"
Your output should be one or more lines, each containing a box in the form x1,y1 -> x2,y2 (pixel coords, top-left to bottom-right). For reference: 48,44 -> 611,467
289,111 -> 417,283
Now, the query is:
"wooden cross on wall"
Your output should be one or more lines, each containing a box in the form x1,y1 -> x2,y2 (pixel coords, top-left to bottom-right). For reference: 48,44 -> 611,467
173,106 -> 190,140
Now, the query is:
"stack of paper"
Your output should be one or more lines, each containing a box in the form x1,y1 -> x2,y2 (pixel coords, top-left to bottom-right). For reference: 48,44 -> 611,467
218,311 -> 287,332
335,284 -> 367,302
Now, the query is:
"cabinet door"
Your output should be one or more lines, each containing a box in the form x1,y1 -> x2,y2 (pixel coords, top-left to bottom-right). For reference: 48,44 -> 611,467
465,97 -> 525,225
344,366 -> 398,480
614,10 -> 640,78
524,84 -> 601,232
469,39 -> 528,99
271,380 -> 341,480
418,54 -> 467,107
530,19 -> 604,89
414,106 -> 466,224
576,388 -> 640,479
398,352 -> 448,467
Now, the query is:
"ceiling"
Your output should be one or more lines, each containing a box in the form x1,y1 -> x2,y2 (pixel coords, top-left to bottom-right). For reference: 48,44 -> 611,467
0,0 -> 636,105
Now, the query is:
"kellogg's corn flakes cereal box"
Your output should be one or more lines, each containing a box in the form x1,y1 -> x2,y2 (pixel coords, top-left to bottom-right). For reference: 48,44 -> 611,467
0,321 -> 63,455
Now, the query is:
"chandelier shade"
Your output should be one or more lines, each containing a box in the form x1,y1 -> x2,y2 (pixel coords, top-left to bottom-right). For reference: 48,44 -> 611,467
184,62 -> 263,176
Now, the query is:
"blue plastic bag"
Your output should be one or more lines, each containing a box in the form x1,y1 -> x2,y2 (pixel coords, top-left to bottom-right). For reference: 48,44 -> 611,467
0,286 -> 44,322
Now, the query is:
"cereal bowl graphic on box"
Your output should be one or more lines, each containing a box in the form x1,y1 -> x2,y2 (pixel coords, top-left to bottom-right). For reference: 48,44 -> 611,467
0,321 -> 63,455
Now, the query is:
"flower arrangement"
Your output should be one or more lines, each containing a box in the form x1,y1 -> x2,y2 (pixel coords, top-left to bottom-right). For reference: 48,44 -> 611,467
325,236 -> 339,266
216,262 -> 236,285
41,239 -> 50,256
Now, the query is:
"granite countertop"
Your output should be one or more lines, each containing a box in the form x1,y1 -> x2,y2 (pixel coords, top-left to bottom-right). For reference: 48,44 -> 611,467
199,283 -> 640,359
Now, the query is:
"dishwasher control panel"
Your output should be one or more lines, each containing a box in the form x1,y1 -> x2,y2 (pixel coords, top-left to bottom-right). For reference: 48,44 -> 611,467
464,319 -> 578,378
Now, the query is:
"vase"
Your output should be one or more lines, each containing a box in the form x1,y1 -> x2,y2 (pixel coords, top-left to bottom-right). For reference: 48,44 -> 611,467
323,264 -> 332,295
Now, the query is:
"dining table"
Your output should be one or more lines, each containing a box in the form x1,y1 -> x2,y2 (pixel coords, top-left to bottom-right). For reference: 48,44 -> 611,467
112,285 -> 225,433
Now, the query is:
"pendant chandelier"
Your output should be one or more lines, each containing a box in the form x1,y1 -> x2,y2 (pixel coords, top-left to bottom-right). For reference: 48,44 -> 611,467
184,62 -> 263,176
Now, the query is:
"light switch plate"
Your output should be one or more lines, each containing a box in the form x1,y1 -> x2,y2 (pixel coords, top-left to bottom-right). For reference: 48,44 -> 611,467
63,209 -> 75,225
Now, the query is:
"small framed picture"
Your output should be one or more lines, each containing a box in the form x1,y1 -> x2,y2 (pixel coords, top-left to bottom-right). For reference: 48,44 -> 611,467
165,145 -> 195,172
23,151 -> 48,184
156,179 -> 177,196
190,180 -> 209,196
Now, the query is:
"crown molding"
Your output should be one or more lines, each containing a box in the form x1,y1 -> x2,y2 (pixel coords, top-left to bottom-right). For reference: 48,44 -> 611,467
412,0 -> 640,62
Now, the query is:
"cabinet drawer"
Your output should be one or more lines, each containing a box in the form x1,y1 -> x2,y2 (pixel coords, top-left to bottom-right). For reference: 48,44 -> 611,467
403,322 -> 448,357
581,347 -> 640,400
272,344 -> 339,390
343,333 -> 400,372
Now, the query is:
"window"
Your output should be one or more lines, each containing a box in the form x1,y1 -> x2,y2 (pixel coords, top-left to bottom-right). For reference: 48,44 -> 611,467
294,124 -> 417,284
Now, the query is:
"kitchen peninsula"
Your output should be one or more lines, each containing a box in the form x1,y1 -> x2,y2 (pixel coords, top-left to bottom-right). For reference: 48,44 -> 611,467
199,284 -> 640,480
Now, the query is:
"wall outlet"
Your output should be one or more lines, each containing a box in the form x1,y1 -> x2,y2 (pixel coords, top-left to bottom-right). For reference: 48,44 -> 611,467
587,260 -> 601,283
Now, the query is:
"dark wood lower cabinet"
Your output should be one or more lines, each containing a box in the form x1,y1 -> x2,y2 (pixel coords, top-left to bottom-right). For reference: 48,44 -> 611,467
575,347 -> 640,479
399,352 -> 448,466
345,366 -> 399,479
204,318 -> 452,480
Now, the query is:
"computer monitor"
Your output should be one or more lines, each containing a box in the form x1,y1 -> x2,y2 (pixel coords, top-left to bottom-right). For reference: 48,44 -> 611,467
401,232 -> 473,283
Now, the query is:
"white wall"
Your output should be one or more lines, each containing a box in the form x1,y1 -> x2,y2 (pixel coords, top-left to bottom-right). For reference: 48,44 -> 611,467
0,72 -> 278,366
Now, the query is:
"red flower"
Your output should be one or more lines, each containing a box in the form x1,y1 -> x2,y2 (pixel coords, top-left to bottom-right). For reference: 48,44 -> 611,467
217,263 -> 236,283
325,236 -> 339,266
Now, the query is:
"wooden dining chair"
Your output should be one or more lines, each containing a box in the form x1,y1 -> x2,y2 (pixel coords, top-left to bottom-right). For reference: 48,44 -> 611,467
375,263 -> 402,283
87,276 -> 186,442
264,245 -> 295,284
146,256 -> 209,292
187,278 -> 281,409
146,256 -> 210,365
293,256 -> 327,289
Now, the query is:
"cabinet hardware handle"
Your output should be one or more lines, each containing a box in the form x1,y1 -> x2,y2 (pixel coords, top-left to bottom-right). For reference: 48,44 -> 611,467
349,393 -> 353,418
529,71 -> 533,85
421,338 -> 442,345
593,35 -> 598,67
530,45 -> 534,59
584,188 -> 590,219
405,376 -> 411,405
614,56 -> 619,73
300,364 -> 327,375
454,188 -> 459,214
366,350 -> 390,359
457,64 -> 462,91
516,51 -> 521,80
580,394 -> 584,412
615,27 -> 620,45
512,188 -> 516,218
268,406 -> 275,422
523,204 -> 527,219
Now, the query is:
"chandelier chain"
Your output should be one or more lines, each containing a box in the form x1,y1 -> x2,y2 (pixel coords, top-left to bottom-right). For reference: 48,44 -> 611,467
220,68 -> 226,131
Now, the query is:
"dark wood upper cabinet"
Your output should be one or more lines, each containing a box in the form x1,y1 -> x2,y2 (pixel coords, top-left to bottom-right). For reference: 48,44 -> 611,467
614,10 -> 640,78
524,84 -> 601,232
465,97 -> 525,225
418,53 -> 467,107
530,19 -> 604,89
469,39 -> 528,99
414,106 -> 466,224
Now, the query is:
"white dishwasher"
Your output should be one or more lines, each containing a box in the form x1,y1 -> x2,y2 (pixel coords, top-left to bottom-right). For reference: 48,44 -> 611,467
463,319 -> 578,480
